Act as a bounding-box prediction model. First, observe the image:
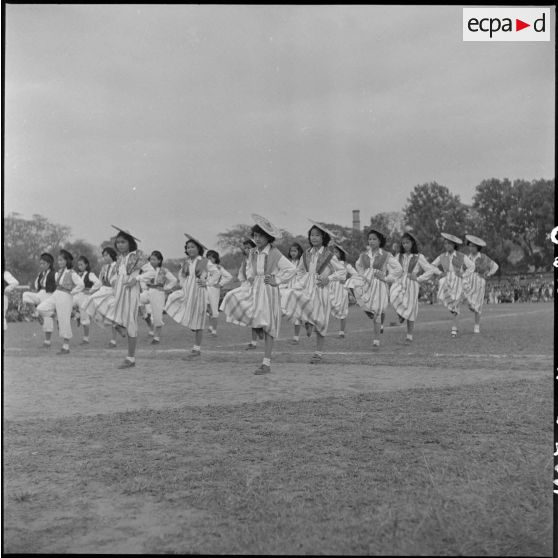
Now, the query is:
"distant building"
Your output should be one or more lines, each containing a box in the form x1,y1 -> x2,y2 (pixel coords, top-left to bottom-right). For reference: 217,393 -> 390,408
352,210 -> 360,232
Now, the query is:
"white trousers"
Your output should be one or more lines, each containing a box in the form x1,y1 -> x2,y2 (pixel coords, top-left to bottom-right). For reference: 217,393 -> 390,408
37,290 -> 74,339
73,292 -> 92,325
22,290 -> 53,332
142,289 -> 165,327
207,286 -> 220,318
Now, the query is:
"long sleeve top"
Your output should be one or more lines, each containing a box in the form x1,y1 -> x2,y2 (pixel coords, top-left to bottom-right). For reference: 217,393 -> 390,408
431,251 -> 475,279
207,264 -> 234,288
247,244 -> 296,286
355,248 -> 403,284
398,253 -> 440,283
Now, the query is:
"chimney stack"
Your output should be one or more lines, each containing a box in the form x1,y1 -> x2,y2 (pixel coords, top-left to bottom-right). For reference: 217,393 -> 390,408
352,210 -> 361,231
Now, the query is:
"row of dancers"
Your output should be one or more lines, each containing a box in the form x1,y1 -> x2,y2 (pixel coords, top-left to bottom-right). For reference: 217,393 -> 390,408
6,217 -> 498,373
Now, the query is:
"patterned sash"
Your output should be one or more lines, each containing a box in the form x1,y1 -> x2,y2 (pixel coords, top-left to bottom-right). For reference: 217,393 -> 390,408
250,246 -> 283,277
302,248 -> 333,275
147,267 -> 168,289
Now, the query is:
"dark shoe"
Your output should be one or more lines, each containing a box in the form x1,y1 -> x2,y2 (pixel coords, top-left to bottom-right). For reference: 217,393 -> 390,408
117,359 -> 135,369
380,324 -> 384,334
79,339 -> 90,345
338,332 -> 345,339
305,322 -> 314,337
364,311 -> 375,320
371,344 -> 380,352
254,364 -> 271,375
150,338 -> 160,345
245,344 -> 257,350
309,354 -> 323,364
289,339 -> 300,345
107,341 -> 117,348
56,348 -> 70,355
114,324 -> 127,338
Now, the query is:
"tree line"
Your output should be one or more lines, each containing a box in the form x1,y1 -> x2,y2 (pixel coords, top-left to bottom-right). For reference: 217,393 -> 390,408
3,178 -> 554,285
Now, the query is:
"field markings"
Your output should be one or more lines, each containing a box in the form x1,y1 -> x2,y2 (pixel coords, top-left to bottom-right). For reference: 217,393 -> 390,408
208,307 -> 553,349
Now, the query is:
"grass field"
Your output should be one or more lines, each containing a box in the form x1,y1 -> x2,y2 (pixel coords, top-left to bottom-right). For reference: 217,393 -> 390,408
2,301 -> 554,555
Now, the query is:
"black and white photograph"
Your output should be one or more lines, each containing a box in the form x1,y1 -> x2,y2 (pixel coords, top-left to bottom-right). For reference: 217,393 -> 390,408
2,3 -> 555,555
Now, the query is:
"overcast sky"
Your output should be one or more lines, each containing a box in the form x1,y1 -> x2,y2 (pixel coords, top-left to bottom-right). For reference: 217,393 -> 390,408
4,4 -> 555,258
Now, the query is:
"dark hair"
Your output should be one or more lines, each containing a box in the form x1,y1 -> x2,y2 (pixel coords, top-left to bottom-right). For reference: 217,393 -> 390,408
77,256 -> 91,272
115,231 -> 137,253
206,250 -> 220,265
251,224 -> 275,244
288,243 -> 304,261
40,252 -> 55,270
150,250 -> 164,267
466,241 -> 482,252
185,239 -> 204,257
59,250 -> 74,269
333,246 -> 346,262
308,226 -> 331,247
399,233 -> 419,255
444,239 -> 460,251
367,229 -> 386,248
102,246 -> 117,261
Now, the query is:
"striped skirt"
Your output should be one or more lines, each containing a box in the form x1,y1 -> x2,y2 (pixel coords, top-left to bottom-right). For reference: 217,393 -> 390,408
329,280 -> 349,320
437,272 -> 464,315
164,276 -> 207,331
282,273 -> 331,336
86,286 -> 116,327
463,272 -> 486,314
101,277 -> 141,336
220,276 -> 283,338
345,270 -> 389,317
389,275 -> 420,322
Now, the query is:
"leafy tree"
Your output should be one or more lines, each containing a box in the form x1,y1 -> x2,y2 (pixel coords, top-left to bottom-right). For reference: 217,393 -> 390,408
63,239 -> 102,273
473,178 -> 555,271
4,213 -> 72,285
403,182 -> 469,259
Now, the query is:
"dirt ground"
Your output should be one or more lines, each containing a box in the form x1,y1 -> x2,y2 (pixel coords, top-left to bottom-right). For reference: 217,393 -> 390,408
2,302 -> 554,554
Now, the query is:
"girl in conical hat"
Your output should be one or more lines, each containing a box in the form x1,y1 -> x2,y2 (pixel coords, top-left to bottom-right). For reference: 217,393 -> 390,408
282,220 -> 346,364
220,214 -> 297,375
430,232 -> 475,338
96,227 -> 153,368
165,234 -> 215,359
462,235 -> 499,334
345,228 -> 403,351
389,232 -> 440,344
